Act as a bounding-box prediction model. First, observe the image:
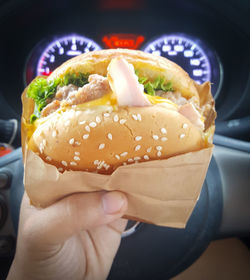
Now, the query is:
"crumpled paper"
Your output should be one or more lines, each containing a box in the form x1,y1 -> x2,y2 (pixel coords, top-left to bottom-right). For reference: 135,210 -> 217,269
24,145 -> 213,228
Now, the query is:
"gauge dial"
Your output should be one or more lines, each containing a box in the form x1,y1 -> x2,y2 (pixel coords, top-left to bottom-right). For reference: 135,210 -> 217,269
143,34 -> 222,97
36,34 -> 101,76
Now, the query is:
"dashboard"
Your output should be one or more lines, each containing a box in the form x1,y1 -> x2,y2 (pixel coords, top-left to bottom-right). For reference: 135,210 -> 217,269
25,32 -> 222,99
0,0 -> 250,144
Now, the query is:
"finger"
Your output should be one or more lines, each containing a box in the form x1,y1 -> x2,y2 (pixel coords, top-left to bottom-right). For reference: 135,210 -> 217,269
87,218 -> 128,260
22,191 -> 128,245
83,218 -> 128,279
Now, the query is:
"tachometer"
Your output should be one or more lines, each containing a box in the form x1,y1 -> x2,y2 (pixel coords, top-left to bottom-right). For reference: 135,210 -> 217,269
142,34 -> 222,97
36,34 -> 101,76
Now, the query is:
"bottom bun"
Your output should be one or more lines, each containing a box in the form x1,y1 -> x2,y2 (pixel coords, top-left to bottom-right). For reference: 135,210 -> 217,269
28,104 -> 205,174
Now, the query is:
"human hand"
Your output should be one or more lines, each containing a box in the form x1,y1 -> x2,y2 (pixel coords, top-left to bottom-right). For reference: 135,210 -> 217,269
7,191 -> 128,280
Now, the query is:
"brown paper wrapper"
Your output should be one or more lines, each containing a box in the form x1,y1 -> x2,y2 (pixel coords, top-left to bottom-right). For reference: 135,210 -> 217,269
22,79 -> 215,228
24,145 -> 213,228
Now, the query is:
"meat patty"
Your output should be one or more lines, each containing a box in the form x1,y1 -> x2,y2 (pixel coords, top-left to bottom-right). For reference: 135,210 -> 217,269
41,74 -> 111,117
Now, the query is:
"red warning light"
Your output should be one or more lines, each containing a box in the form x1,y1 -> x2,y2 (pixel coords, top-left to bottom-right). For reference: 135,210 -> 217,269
102,34 -> 145,50
41,72 -> 52,76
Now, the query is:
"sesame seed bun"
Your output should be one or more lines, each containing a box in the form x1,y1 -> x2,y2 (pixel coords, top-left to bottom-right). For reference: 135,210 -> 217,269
27,104 -> 205,174
22,49 -> 214,175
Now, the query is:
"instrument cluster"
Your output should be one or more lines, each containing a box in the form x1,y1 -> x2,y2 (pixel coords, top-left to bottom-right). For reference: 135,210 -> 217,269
25,32 -> 222,98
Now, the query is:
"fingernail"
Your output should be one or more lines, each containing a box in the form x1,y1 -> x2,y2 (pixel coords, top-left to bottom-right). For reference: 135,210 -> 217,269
102,192 -> 126,214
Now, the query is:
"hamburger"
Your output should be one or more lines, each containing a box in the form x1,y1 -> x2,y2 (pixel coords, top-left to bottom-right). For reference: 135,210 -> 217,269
22,49 -> 216,175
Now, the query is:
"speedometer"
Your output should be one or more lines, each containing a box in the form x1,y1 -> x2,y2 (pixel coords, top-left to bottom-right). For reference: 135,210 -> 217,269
36,34 -> 101,76
142,34 -> 222,97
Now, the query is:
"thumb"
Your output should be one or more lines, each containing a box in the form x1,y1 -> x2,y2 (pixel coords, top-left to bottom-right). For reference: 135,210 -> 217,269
22,191 -> 127,245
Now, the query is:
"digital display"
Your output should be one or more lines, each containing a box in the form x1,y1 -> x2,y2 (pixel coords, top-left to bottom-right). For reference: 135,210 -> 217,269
102,34 -> 145,49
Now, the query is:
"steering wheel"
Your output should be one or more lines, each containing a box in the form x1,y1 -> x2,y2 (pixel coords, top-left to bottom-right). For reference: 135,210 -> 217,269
1,128 -> 250,279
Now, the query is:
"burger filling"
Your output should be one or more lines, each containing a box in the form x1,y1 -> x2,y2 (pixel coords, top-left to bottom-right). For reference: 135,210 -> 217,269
27,58 -> 214,131
41,74 -> 111,117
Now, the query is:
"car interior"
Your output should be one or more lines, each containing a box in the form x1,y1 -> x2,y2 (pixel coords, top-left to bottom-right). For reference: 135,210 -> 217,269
0,0 -> 250,279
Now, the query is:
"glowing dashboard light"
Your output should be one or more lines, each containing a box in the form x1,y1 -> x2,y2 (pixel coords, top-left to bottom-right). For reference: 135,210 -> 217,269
162,45 -> 171,52
174,45 -> 184,52
190,59 -> 200,66
102,34 -> 145,49
184,50 -> 194,57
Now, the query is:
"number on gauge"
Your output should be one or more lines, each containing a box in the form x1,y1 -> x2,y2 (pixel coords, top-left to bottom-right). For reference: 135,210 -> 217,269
143,35 -> 211,85
37,35 -> 101,76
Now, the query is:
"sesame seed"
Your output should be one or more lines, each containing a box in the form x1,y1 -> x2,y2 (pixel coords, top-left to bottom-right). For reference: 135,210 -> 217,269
134,156 -> 141,161
157,151 -> 162,157
161,137 -> 168,142
104,164 -> 110,170
144,155 -> 149,160
132,114 -> 138,120
39,143 -> 44,153
75,141 -> 81,146
180,133 -> 185,139
147,147 -> 152,153
70,161 -> 77,166
89,122 -> 97,128
42,139 -> 46,146
83,134 -> 89,140
153,135 -> 159,140
135,145 -> 141,151
120,119 -> 127,124
99,143 -> 105,150
74,156 -> 80,161
115,154 -> 120,160
79,120 -> 86,125
114,115 -> 119,122
85,125 -> 90,132
183,123 -> 188,129
46,156 -> 52,161
58,168 -> 63,172
94,160 -> 99,165
107,133 -> 112,140
123,162 -> 127,166
52,130 -> 57,138
99,161 -> 105,168
156,146 -> 162,151
161,128 -> 167,134
61,161 -> 67,166
135,136 -> 142,141
120,152 -> 128,157
104,113 -> 110,117
96,116 -> 101,123
137,114 -> 142,121
65,120 -> 70,126
75,151 -> 80,155
128,158 -> 133,163
97,165 -> 102,170
69,138 -> 75,145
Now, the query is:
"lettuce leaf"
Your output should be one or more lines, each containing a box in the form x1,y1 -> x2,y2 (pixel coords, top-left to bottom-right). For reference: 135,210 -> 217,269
27,73 -> 89,123
136,71 -> 174,96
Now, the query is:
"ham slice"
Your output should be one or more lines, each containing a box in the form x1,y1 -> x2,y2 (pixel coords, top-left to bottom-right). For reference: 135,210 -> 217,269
107,58 -> 151,107
178,103 -> 204,131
